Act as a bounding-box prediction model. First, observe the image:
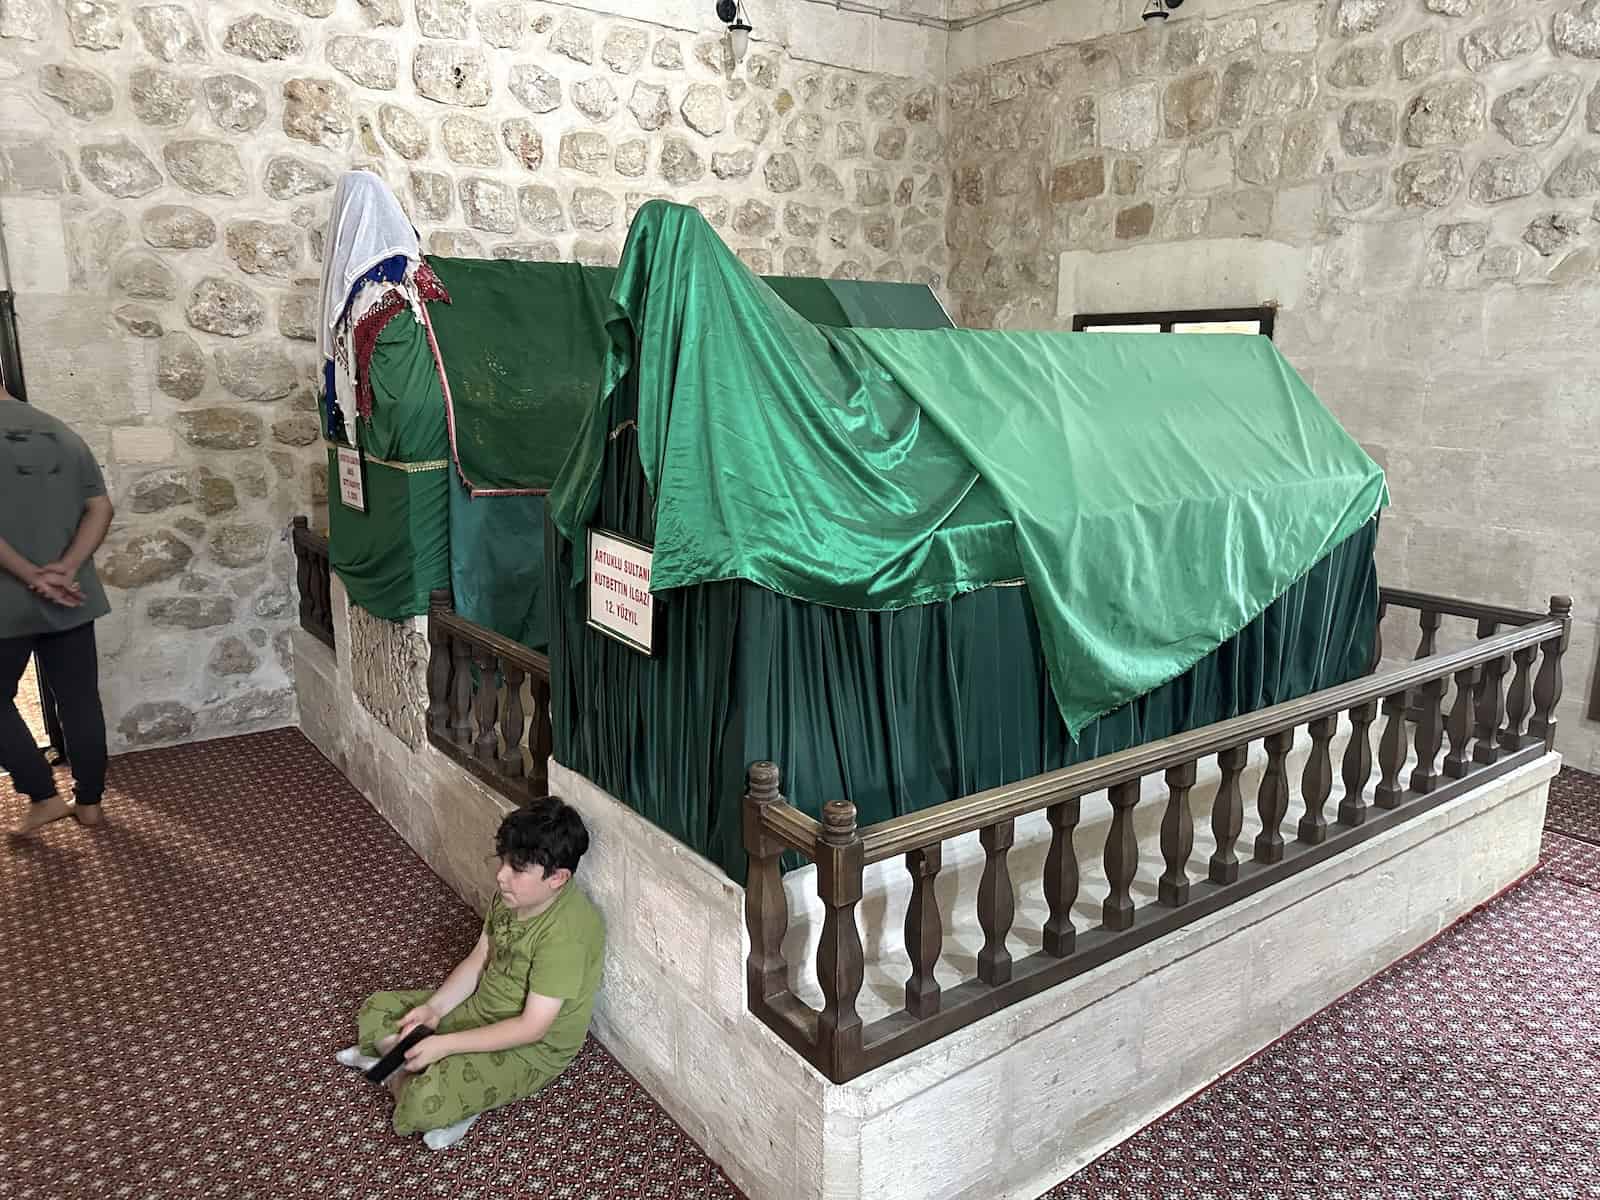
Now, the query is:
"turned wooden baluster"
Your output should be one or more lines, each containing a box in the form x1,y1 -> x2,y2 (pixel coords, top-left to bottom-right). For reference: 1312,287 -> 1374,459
499,664 -> 526,779
1339,701 -> 1378,827
1442,665 -> 1480,780
316,555 -> 333,638
1253,730 -> 1294,864
1374,694 -> 1409,810
977,819 -> 1016,985
1369,598 -> 1386,675
1298,714 -> 1337,844
1043,799 -> 1080,957
449,635 -> 474,746
528,674 -> 553,794
426,589 -> 453,738
742,762 -> 790,1005
1103,779 -> 1140,931
1159,762 -> 1197,907
1408,677 -> 1447,794
816,800 -> 865,1080
1474,635 -> 1508,766
294,517 -> 313,629
472,647 -> 500,765
1529,596 -> 1572,753
1499,645 -> 1538,751
903,845 -> 943,1019
1209,746 -> 1247,884
1413,608 -> 1441,661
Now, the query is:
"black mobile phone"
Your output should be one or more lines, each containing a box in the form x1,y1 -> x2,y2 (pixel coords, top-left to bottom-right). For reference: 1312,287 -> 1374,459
364,1025 -> 435,1084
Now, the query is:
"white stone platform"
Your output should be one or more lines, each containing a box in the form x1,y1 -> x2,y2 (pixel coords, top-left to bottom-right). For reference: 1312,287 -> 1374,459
294,588 -> 1558,1200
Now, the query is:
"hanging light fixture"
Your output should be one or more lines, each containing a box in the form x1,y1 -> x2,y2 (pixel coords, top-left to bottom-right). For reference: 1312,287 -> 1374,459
1141,0 -> 1184,20
716,0 -> 753,64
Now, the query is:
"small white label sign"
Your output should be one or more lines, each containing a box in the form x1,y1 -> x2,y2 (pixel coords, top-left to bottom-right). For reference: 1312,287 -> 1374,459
337,445 -> 366,512
587,529 -> 654,655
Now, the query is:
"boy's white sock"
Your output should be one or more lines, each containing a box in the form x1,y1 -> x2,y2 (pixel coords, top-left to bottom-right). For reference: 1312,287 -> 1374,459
422,1114 -> 479,1151
335,1046 -> 379,1071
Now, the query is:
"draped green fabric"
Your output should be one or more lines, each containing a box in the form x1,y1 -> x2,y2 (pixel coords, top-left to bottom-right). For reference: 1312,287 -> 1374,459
545,377 -> 1380,882
450,484 -> 549,650
424,258 -> 952,494
324,450 -> 449,620
425,258 -> 615,494
549,200 -> 1388,736
359,309 -> 450,463
324,254 -> 953,629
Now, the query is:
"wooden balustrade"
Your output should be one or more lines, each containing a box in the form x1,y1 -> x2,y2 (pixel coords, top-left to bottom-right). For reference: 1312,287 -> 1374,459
290,516 -> 335,650
425,588 -> 553,800
742,592 -> 1572,1084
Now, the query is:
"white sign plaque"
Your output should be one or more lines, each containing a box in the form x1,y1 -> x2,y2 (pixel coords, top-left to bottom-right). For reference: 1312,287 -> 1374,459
337,445 -> 366,512
586,529 -> 654,655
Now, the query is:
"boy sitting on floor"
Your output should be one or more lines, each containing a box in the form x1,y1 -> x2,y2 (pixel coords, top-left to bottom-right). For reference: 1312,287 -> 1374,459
337,796 -> 606,1150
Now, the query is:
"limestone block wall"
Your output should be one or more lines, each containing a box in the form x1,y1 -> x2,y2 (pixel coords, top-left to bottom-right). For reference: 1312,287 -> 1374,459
0,0 -> 949,752
943,0 -> 1600,771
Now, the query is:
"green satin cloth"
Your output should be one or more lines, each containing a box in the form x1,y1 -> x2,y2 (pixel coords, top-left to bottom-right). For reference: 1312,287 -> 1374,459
550,201 -> 1388,736
545,393 -> 1381,883
324,450 -> 449,621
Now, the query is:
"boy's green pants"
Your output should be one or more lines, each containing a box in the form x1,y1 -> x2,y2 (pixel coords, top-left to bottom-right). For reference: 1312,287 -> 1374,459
357,990 -> 563,1134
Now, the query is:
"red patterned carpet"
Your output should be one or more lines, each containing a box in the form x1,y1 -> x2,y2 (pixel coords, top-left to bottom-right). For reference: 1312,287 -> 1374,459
1,731 -> 1597,1200
0,730 -> 742,1200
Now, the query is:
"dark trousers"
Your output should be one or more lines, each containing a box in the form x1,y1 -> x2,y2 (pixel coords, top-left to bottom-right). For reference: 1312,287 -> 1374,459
0,623 -> 107,805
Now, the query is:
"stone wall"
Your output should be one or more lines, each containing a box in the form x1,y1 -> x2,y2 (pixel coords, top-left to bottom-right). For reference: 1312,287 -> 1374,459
0,0 -> 948,751
944,0 -> 1600,771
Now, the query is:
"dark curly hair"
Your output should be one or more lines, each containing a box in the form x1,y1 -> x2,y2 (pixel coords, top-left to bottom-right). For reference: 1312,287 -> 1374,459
495,796 -> 590,876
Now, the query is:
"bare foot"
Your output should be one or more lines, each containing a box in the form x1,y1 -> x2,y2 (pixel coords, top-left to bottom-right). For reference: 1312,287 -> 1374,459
72,804 -> 104,828
13,796 -> 71,836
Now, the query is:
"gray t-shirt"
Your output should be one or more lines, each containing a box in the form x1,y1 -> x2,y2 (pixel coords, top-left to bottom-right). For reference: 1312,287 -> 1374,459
0,399 -> 111,637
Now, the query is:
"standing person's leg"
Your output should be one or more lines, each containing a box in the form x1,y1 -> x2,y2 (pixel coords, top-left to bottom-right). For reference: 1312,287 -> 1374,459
34,622 -> 108,825
0,635 -> 69,832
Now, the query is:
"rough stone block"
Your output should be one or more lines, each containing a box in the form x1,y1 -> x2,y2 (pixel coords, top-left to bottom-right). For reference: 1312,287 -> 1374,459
326,35 -> 397,90
129,65 -> 194,127
223,14 -> 302,62
1461,16 -> 1542,72
414,45 -> 491,106
81,138 -> 163,198
203,74 -> 268,133
164,138 -> 245,197
133,4 -> 205,63
41,63 -> 116,120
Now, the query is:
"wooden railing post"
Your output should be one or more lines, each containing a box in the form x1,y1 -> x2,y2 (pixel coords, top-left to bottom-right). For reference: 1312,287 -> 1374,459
499,664 -> 527,779
1369,598 -> 1386,674
1102,779 -> 1140,931
742,762 -> 790,1006
528,673 -> 553,795
1253,729 -> 1293,863
449,634 -> 473,746
1529,595 -> 1572,753
1374,694 -> 1408,810
903,845 -> 943,1019
426,589 -> 452,739
1339,701 -> 1377,826
816,799 -> 865,1081
1474,640 -> 1508,766
1408,676 -> 1447,794
1442,665 -> 1479,780
472,646 -> 499,766
1158,762 -> 1196,907
1413,607 -> 1441,662
977,819 -> 1016,984
293,515 -> 313,631
1209,746 -> 1247,884
1500,645 -> 1538,751
1042,799 -> 1080,956
1297,714 -> 1337,844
